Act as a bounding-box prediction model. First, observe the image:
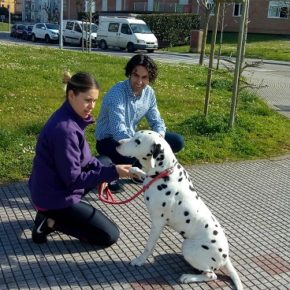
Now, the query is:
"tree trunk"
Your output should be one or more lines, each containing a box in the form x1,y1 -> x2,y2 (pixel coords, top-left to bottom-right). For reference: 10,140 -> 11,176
204,1 -> 221,117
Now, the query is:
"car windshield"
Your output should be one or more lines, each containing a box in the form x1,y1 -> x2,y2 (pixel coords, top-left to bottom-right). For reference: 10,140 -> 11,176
46,24 -> 59,30
82,23 -> 98,33
130,24 -> 152,34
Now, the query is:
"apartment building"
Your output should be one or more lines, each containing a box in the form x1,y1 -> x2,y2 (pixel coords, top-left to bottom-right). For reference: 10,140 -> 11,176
95,0 -> 289,35
3,0 -> 289,35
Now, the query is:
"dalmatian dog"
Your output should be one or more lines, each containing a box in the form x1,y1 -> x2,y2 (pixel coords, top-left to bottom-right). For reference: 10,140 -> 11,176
117,130 -> 243,290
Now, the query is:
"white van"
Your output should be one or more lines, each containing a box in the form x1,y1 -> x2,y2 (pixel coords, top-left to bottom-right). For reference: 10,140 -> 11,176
62,20 -> 98,47
97,16 -> 158,53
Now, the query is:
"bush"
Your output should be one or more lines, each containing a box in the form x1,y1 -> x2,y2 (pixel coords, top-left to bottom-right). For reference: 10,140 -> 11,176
138,13 -> 199,48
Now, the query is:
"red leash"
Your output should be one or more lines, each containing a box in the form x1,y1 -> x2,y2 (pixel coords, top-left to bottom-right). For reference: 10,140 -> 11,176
98,167 -> 174,205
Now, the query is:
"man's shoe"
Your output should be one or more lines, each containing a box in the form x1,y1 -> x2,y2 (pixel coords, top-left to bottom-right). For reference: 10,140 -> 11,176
32,212 -> 54,244
131,177 -> 144,184
108,180 -> 123,193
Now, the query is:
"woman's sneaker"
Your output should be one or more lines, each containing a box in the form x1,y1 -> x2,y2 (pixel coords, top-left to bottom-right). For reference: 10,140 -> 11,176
32,212 -> 54,244
108,180 -> 124,193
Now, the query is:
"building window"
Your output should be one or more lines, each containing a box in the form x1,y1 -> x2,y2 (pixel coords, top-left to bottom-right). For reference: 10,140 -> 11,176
268,1 -> 289,18
233,3 -> 242,17
207,0 -> 215,15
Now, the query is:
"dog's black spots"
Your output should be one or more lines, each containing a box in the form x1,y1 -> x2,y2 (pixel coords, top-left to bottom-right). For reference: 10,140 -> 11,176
186,219 -> 190,224
219,248 -> 223,252
211,240 -> 216,243
202,245 -> 209,250
180,231 -> 186,238
157,184 -> 167,190
212,257 -> 216,262
189,185 -> 195,191
213,230 -> 218,236
177,164 -> 181,169
178,177 -> 183,182
146,197 -> 149,201
134,139 -> 141,145
157,154 -> 164,161
150,174 -> 158,178
161,213 -> 164,217
158,162 -> 163,166
179,171 -> 182,176
165,191 -> 171,196
196,194 -> 199,200
146,153 -> 152,157
175,192 -> 179,196
178,201 -> 182,205
205,224 -> 209,228
222,254 -> 227,259
184,211 -> 189,216
142,157 -> 147,160
162,202 -> 166,207
215,224 -> 219,227
155,171 -> 160,175
161,184 -> 167,189
163,176 -> 170,182
166,218 -> 170,222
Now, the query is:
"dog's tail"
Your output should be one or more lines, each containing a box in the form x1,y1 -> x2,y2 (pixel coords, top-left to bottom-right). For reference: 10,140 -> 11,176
225,258 -> 243,290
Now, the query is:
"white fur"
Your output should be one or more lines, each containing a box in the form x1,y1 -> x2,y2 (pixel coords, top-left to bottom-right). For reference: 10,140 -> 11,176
117,130 -> 243,290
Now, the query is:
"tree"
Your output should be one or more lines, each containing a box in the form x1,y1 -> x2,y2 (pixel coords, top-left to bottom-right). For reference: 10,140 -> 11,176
196,0 -> 215,66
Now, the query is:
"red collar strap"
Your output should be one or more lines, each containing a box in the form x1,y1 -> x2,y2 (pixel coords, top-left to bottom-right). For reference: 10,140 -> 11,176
98,167 -> 174,205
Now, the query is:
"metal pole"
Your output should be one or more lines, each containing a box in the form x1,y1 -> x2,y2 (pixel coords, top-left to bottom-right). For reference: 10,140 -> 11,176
89,0 -> 92,52
8,4 -> 11,34
59,0 -> 63,49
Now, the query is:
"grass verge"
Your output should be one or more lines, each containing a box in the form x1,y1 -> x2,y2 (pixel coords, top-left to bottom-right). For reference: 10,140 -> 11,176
1,43 -> 290,184
164,33 -> 290,62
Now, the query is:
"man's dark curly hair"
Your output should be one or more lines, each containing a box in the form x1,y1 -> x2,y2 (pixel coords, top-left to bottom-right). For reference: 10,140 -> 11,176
125,54 -> 158,83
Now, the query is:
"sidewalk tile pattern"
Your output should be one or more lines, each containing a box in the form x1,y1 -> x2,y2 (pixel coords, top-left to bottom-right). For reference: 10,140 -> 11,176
1,157 -> 290,289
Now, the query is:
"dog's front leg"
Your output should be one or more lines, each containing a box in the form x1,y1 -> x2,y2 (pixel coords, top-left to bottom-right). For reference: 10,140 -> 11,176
131,221 -> 165,266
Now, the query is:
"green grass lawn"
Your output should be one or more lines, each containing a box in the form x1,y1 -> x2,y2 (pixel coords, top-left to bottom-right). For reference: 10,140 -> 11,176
1,43 -> 290,184
165,33 -> 290,62
0,22 -> 10,32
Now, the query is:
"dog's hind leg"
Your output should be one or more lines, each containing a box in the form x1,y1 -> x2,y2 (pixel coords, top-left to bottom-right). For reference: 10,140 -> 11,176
180,271 -> 217,283
131,220 -> 165,266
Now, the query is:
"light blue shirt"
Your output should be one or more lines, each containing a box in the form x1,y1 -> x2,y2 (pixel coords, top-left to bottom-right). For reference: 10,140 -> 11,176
95,79 -> 166,141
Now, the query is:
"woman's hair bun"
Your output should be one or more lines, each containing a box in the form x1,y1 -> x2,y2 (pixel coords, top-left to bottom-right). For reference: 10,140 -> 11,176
62,71 -> 72,84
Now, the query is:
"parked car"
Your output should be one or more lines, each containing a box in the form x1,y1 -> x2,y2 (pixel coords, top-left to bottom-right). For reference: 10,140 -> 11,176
97,16 -> 158,53
31,23 -> 59,43
62,20 -> 98,47
10,24 -> 26,38
22,25 -> 33,41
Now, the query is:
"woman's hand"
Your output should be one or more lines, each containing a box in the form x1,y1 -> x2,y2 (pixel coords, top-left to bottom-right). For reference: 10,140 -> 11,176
115,164 -> 132,178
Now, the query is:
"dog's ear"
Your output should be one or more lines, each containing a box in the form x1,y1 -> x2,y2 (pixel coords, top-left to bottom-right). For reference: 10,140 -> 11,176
148,143 -> 161,168
152,143 -> 162,158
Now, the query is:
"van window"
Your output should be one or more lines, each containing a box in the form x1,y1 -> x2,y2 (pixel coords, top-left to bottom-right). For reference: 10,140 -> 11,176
121,24 -> 132,35
66,21 -> 74,30
130,24 -> 152,34
108,23 -> 119,33
74,23 -> 82,33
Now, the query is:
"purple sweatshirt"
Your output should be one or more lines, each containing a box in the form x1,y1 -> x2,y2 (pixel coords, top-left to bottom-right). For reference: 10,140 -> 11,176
29,101 -> 119,210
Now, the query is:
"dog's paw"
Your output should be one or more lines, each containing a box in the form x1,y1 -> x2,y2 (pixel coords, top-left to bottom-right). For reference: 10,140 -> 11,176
180,272 -> 217,283
129,167 -> 146,180
130,256 -> 146,266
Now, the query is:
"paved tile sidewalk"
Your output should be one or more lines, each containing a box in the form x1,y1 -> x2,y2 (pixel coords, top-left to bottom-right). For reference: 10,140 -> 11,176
1,156 -> 290,290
